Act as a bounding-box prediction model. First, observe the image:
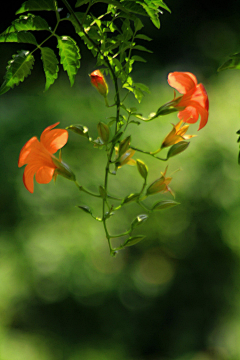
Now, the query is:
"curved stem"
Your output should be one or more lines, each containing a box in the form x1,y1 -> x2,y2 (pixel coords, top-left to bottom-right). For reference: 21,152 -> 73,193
131,146 -> 168,161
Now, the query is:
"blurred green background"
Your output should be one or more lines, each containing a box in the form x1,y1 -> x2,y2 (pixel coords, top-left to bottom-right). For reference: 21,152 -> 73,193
1,1 -> 240,359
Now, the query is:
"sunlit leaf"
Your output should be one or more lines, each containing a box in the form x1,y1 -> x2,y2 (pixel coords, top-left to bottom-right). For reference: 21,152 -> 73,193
57,36 -> 81,86
2,14 -> 49,33
40,47 -> 59,91
0,31 -> 37,45
16,0 -> 55,14
0,50 -> 34,95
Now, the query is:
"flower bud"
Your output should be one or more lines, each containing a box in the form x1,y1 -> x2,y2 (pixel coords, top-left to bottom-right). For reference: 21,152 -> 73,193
97,122 -> 110,143
90,69 -> 108,97
52,157 -> 76,182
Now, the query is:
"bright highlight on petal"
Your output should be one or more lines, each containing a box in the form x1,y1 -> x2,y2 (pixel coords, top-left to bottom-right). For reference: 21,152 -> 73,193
18,123 -> 69,193
167,72 -> 209,130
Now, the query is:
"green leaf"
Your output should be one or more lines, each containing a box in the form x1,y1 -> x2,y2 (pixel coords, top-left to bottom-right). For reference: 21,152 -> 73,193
40,47 -> 59,91
167,141 -> 190,159
16,0 -> 55,14
134,18 -> 144,32
2,14 -> 49,33
77,205 -> 92,214
0,50 -> 34,95
0,31 -> 37,45
133,44 -> 152,53
140,2 -> 160,28
152,200 -> 180,211
135,34 -> 152,41
134,82 -> 150,93
218,53 -> 240,71
131,55 -> 146,62
57,36 -> 81,86
133,87 -> 144,103
124,235 -> 145,247
136,159 -> 148,180
66,124 -> 89,138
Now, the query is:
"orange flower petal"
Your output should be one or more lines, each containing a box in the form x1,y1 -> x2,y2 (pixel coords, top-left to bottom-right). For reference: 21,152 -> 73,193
23,163 -> 41,193
168,72 -> 198,94
35,166 -> 55,184
18,137 -> 39,167
40,122 -> 68,154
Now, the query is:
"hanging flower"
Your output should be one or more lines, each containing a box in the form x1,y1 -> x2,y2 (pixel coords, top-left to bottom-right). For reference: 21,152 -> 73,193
90,69 -> 108,97
146,166 -> 174,197
167,72 -> 209,130
18,122 -> 75,193
115,148 -> 136,168
161,120 -> 196,148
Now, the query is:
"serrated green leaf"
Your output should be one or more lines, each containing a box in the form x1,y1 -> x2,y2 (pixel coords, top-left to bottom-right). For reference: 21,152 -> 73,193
134,18 -> 144,32
40,47 -> 59,91
0,50 -> 34,95
151,0 -> 171,13
57,36 -> 81,86
0,31 -> 37,45
152,200 -> 180,211
124,235 -> 145,247
16,0 -> 55,14
218,53 -> 240,71
2,14 -> 49,34
140,2 -> 160,28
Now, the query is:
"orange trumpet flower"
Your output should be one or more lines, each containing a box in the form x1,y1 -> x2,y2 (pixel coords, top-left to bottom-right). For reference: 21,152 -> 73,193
18,122 -> 71,193
161,120 -> 196,148
167,72 -> 209,130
